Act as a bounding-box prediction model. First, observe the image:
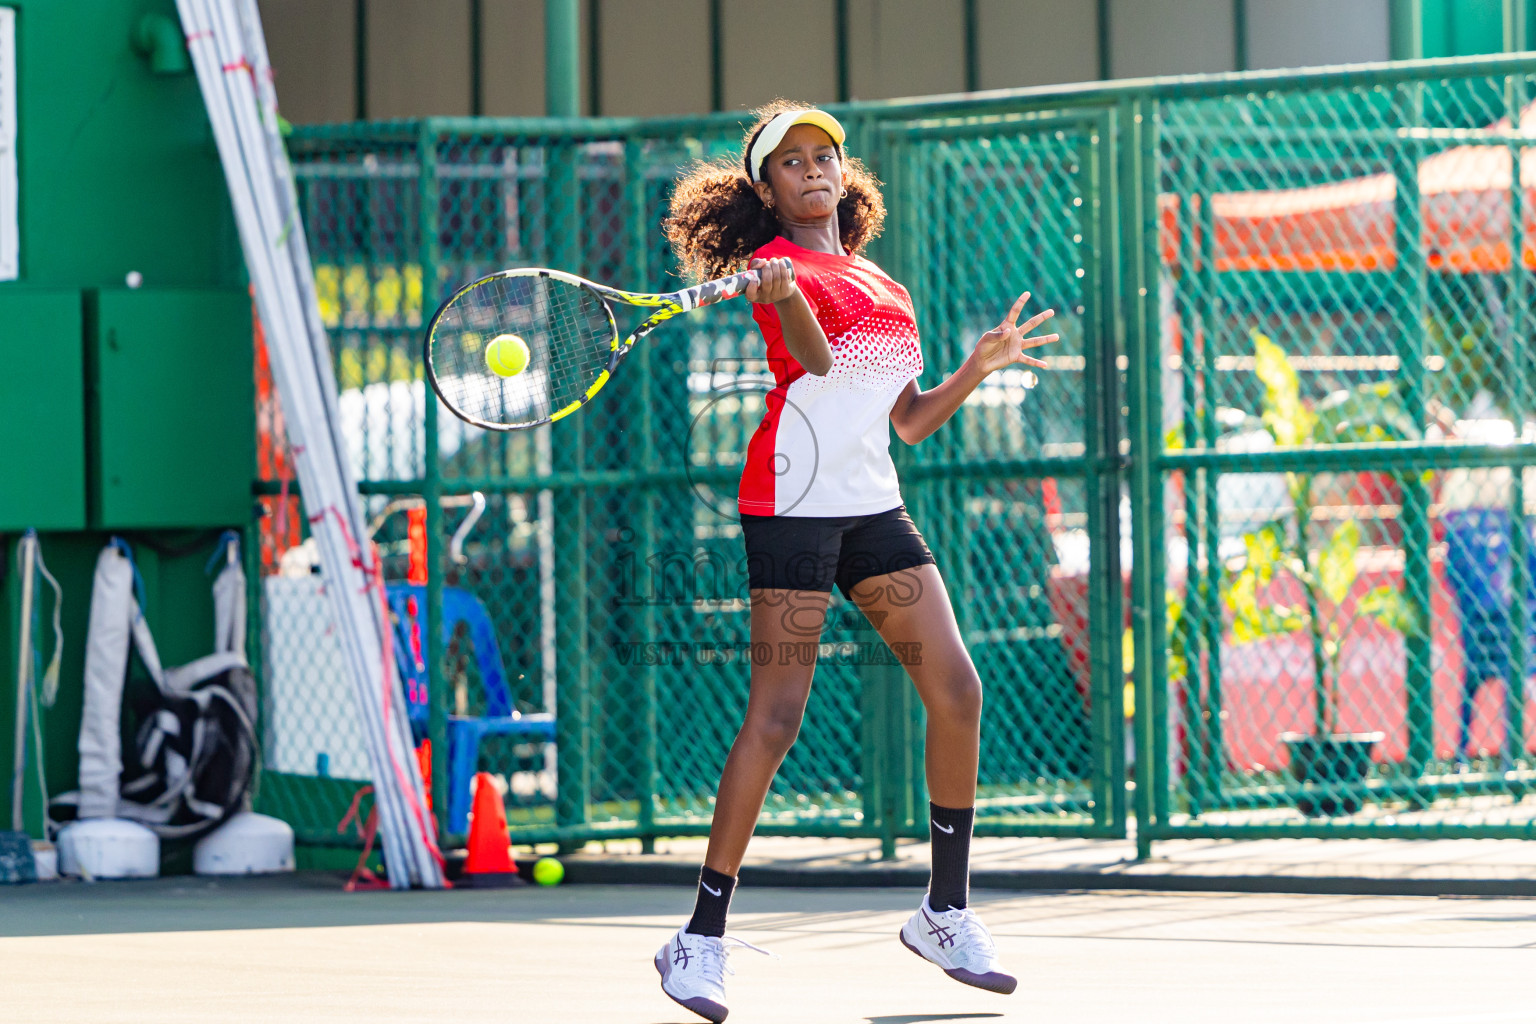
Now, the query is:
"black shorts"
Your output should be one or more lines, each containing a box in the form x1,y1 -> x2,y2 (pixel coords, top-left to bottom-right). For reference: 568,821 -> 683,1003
740,505 -> 936,596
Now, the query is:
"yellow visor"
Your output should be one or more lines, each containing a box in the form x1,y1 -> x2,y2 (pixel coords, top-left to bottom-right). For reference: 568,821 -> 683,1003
747,109 -> 847,183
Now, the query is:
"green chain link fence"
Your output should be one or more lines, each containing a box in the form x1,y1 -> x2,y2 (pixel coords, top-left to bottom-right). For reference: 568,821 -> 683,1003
253,53 -> 1536,857
1145,59 -> 1536,842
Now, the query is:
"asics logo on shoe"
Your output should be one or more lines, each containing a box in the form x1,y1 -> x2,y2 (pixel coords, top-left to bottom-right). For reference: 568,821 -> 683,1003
932,820 -> 955,833
923,909 -> 956,949
702,882 -> 722,897
672,942 -> 693,968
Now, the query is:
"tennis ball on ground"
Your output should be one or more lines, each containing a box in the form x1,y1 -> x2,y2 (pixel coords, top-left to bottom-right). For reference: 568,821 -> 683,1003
485,333 -> 530,377
532,856 -> 564,886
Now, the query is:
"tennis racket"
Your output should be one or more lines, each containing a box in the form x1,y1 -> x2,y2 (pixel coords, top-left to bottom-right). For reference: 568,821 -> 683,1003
424,266 -> 776,431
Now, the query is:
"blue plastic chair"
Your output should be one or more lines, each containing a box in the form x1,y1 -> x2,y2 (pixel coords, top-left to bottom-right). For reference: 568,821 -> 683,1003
386,584 -> 556,834
1441,509 -> 1536,760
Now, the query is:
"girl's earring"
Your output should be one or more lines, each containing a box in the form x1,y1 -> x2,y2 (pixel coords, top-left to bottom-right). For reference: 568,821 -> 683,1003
839,188 -> 848,198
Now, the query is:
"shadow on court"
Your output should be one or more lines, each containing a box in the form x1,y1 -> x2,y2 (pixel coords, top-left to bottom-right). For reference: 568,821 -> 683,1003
0,872 -> 682,937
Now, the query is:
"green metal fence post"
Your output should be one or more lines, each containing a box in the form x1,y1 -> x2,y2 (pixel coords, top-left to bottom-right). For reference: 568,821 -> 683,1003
851,114 -> 919,860
892,120 -> 930,830
550,135 -> 591,847
1393,81 -> 1434,776
1124,97 -> 1155,860
624,135 -> 659,851
417,119 -> 451,841
1196,157 -> 1225,807
1175,145 -> 1207,818
859,668 -> 885,850
1140,99 -> 1169,840
879,647 -> 903,862
1080,108 -> 1126,835
856,630 -> 915,861
545,0 -> 581,118
1505,68 -> 1529,770
550,502 -> 592,848
868,125 -> 891,853
1125,98 -> 1167,860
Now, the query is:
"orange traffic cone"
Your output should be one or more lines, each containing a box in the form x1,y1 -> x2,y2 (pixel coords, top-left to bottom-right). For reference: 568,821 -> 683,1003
460,772 -> 523,887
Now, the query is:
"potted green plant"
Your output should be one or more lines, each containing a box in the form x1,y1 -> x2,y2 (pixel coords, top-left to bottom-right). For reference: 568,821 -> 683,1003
1224,332 -> 1419,816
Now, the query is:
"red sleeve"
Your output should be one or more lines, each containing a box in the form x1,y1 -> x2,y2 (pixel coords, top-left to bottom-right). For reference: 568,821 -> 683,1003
748,265 -> 818,329
751,298 -> 781,332
749,248 -> 821,387
749,272 -> 817,385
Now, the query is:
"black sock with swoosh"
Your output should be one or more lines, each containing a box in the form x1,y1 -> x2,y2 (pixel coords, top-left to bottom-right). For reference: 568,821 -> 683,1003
686,865 -> 737,937
928,802 -> 975,911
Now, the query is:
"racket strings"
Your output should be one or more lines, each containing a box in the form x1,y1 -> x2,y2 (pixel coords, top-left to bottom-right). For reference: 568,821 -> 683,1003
428,274 -> 617,428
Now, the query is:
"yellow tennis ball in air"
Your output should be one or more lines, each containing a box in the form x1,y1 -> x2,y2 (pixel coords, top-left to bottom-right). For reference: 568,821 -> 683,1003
532,856 -> 564,886
485,333 -> 530,377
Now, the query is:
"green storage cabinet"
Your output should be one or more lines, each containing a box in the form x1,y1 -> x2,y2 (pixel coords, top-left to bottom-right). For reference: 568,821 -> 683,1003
91,288 -> 254,528
0,289 -> 86,530
7,0 -> 239,291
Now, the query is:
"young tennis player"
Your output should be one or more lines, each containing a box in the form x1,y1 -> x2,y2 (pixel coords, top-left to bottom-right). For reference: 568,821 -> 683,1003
654,100 -> 1058,1022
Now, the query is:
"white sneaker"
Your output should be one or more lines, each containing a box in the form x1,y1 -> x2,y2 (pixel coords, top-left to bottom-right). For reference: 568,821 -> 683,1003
654,925 -> 774,1022
899,895 -> 1017,994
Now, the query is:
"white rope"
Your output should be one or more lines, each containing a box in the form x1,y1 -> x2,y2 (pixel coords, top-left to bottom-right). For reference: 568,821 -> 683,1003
10,530 -> 37,833
33,548 -> 62,710
9,531 -> 61,834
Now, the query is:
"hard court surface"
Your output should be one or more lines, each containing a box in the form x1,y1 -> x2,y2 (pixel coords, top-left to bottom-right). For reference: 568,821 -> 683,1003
2,874 -> 1533,1023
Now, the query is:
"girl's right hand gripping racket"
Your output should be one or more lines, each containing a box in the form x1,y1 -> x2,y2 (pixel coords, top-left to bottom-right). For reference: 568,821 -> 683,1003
425,265 -> 779,431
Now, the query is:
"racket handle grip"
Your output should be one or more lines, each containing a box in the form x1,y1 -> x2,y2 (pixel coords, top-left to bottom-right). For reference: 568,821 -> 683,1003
744,262 -> 796,288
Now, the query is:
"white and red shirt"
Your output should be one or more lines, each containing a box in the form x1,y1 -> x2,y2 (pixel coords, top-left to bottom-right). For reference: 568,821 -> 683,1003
739,236 -> 924,517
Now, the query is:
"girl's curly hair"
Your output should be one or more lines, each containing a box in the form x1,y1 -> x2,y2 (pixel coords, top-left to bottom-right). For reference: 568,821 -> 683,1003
664,99 -> 887,282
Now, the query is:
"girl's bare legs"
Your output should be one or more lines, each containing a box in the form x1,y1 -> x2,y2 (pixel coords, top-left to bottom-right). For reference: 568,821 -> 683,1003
849,563 -> 981,807
663,591 -> 830,1016
702,587 -> 831,875
850,564 -> 1014,991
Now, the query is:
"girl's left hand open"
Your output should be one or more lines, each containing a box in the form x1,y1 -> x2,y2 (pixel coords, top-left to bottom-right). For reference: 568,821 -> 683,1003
972,291 -> 1058,376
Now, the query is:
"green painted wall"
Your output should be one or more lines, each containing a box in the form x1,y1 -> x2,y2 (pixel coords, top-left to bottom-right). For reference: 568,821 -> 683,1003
0,290 -> 86,530
7,0 -> 239,290
1392,0 -> 1536,59
1420,0 -> 1506,58
90,289 -> 254,529
0,0 -> 256,840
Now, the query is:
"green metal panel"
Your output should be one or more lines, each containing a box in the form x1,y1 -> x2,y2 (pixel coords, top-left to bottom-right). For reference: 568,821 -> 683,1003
3,0 -> 238,290
0,289 -> 85,530
1420,0 -> 1507,58
91,289 -> 253,529
0,0 -> 254,856
418,123 -> 450,841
